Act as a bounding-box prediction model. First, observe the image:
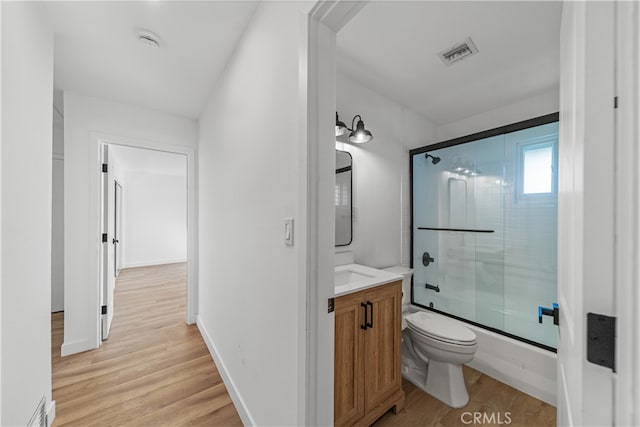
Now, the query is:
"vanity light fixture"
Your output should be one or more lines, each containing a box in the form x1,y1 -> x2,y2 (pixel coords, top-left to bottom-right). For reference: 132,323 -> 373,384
335,112 -> 374,144
336,112 -> 348,137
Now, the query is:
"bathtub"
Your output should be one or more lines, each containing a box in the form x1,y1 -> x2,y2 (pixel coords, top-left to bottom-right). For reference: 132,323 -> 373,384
406,305 -> 557,406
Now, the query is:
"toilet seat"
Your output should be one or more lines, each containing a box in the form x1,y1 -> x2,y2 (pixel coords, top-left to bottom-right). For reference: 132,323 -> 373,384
407,324 -> 477,347
407,325 -> 478,356
406,312 -> 476,346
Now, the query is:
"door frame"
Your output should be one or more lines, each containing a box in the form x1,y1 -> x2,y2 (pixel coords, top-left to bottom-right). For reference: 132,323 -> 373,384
91,132 -> 197,338
302,2 -> 368,425
614,1 -> 640,425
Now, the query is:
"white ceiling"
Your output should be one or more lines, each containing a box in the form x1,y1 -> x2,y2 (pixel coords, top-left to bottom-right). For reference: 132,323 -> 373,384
337,1 -> 562,126
110,145 -> 186,177
44,1 -> 258,119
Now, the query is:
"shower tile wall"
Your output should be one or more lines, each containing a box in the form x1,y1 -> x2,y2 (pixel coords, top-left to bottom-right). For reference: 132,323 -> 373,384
503,125 -> 558,346
412,121 -> 558,349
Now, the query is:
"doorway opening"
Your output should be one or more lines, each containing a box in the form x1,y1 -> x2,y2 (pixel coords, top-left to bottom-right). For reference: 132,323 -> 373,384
114,180 -> 123,278
99,140 -> 194,341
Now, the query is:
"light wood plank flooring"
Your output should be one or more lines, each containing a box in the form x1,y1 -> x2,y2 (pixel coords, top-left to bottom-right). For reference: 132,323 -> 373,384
53,263 -> 555,426
374,365 -> 556,427
51,263 -> 242,426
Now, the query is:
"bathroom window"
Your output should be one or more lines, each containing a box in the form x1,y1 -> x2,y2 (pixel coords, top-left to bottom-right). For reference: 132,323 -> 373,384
516,138 -> 557,202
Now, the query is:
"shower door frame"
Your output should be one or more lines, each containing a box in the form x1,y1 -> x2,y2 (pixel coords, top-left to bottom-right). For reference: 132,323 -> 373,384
408,112 -> 560,353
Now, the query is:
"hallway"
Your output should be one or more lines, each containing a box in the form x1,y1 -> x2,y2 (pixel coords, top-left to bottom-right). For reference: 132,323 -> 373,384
51,263 -> 242,426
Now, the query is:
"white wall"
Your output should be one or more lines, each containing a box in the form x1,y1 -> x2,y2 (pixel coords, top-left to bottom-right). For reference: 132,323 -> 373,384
52,92 -> 64,312
436,88 -> 560,141
197,2 -> 312,425
1,2 -> 55,424
63,92 -> 197,355
335,72 -> 437,268
121,170 -> 187,268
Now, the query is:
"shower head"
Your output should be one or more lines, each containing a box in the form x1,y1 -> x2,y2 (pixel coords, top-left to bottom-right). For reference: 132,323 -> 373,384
425,153 -> 441,165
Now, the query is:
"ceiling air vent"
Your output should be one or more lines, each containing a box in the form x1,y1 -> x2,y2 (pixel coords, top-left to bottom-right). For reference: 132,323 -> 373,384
438,37 -> 479,66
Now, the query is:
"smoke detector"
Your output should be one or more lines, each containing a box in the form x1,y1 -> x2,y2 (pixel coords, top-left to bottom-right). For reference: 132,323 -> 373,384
138,30 -> 160,49
438,37 -> 478,66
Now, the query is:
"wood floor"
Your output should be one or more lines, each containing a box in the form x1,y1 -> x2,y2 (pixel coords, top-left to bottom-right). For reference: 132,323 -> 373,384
51,263 -> 243,426
374,365 -> 556,427
52,263 -> 555,426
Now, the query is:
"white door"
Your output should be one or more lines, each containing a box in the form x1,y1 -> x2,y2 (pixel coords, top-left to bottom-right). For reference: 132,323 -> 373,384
557,2 -> 616,425
101,144 -> 115,340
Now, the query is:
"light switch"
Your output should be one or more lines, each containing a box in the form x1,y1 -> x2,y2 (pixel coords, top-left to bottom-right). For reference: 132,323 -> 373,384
284,218 -> 294,246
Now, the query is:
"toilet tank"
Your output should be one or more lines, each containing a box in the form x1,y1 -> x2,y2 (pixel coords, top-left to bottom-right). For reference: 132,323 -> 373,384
382,265 -> 413,308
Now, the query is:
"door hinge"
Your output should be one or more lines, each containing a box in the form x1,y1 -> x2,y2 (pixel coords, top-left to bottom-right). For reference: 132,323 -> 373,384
587,313 -> 616,371
328,298 -> 335,313
102,163 -> 108,173
614,96 -> 619,109
102,233 -> 108,243
101,305 -> 107,315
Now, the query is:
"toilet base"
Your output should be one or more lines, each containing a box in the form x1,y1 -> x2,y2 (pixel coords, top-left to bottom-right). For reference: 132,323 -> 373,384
402,360 -> 469,408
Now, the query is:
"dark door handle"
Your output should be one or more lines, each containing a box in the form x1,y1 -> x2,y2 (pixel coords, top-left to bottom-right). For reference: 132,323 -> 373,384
366,301 -> 373,329
360,302 -> 368,330
112,239 -> 119,244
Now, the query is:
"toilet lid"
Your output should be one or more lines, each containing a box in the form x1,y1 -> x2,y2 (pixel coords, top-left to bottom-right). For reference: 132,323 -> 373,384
406,312 -> 476,344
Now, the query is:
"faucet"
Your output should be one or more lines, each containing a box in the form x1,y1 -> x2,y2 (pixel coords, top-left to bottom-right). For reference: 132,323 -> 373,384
425,283 -> 440,293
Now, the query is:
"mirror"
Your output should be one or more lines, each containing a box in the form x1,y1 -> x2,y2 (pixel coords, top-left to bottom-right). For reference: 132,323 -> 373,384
335,150 -> 353,246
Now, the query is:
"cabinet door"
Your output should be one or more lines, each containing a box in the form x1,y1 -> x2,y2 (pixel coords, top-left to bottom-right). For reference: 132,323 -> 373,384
334,292 -> 366,426
364,281 -> 402,411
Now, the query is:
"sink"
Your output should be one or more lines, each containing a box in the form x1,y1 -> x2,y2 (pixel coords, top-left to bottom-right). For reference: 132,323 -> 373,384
335,264 -> 403,297
335,269 -> 375,286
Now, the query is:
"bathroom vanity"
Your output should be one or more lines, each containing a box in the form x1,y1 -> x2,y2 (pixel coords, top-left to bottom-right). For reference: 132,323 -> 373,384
334,265 -> 404,427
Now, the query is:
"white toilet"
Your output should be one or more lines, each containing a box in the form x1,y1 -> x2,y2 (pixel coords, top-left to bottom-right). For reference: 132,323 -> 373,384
382,265 -> 478,409
405,311 -> 477,408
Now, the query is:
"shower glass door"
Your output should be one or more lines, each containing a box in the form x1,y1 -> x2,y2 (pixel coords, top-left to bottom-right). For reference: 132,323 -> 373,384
411,117 -> 558,350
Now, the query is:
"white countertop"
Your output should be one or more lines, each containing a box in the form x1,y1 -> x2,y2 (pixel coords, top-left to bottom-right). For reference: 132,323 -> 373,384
335,263 -> 403,297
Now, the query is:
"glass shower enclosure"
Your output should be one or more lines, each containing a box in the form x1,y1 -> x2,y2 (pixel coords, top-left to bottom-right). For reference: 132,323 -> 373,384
410,114 -> 559,350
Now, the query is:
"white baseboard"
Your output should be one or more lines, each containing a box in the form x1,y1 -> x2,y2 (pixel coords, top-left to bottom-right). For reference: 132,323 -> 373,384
46,400 -> 56,427
121,258 -> 187,269
196,317 -> 255,426
61,339 -> 96,357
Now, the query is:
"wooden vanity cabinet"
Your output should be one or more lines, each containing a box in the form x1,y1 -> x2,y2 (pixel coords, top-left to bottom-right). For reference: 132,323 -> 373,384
334,281 -> 404,427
